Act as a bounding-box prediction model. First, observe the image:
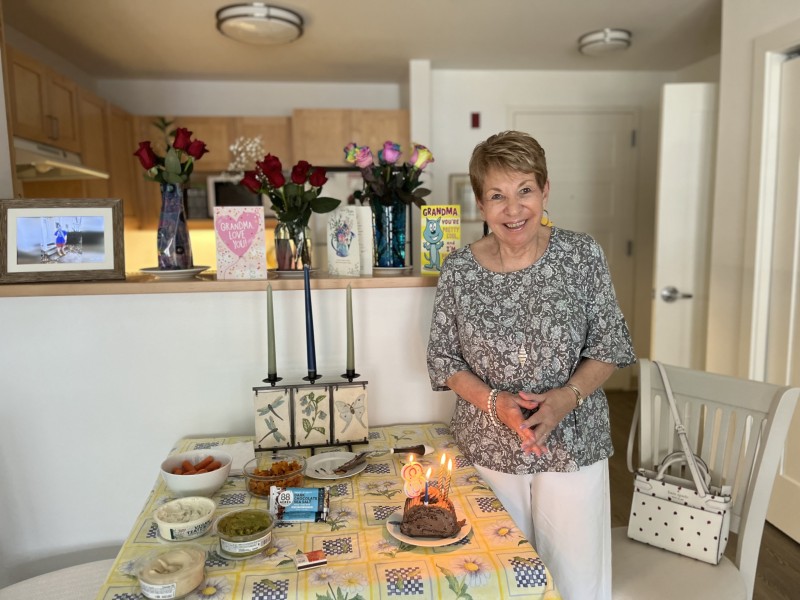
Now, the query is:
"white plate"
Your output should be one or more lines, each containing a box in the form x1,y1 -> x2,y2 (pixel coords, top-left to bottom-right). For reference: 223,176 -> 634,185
140,266 -> 209,280
372,266 -> 413,276
306,451 -> 367,480
268,268 -> 317,279
385,509 -> 472,547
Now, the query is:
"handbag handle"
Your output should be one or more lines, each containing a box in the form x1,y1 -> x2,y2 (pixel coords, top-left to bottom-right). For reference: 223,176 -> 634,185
654,361 -> 711,497
654,450 -> 712,488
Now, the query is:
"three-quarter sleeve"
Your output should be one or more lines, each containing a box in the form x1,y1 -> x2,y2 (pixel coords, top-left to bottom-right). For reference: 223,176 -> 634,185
427,257 -> 471,391
581,240 -> 636,368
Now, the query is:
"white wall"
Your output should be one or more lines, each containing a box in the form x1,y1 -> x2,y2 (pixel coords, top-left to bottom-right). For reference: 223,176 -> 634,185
428,68 -> 672,366
706,0 -> 800,376
0,285 -> 451,586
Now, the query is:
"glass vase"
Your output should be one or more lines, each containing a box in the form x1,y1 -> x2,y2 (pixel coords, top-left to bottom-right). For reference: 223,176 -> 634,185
157,182 -> 194,270
275,220 -> 312,271
372,202 -> 407,267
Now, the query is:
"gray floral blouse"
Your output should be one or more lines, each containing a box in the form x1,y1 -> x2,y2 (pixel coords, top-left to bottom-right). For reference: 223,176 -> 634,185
427,227 -> 636,474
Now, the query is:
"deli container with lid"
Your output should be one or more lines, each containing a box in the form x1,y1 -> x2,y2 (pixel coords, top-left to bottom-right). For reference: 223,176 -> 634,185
215,508 -> 276,559
153,496 -> 215,541
136,543 -> 206,599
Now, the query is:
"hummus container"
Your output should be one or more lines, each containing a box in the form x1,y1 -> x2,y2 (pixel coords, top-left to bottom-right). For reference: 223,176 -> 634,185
136,543 -> 206,599
215,508 -> 276,559
153,497 -> 216,541
243,454 -> 305,498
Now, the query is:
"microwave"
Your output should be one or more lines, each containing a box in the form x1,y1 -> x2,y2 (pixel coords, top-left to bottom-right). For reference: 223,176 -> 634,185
206,174 -> 276,218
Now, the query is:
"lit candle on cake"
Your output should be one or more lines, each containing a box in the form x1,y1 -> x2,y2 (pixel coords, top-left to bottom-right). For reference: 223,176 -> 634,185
424,467 -> 432,504
303,265 -> 318,381
437,452 -> 446,492
444,458 -> 453,502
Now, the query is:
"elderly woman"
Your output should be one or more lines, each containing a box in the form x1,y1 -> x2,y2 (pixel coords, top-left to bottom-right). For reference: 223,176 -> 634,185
427,130 -> 635,599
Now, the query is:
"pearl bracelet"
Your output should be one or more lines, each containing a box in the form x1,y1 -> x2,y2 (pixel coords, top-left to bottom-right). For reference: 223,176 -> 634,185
488,389 -> 500,425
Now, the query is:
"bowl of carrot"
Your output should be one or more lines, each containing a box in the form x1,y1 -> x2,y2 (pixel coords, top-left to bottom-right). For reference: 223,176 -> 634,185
160,449 -> 232,497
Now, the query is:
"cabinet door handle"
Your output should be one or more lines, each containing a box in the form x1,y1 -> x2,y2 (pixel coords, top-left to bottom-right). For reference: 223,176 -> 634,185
51,116 -> 60,140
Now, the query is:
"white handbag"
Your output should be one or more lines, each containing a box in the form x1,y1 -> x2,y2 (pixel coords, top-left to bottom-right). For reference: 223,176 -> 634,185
627,361 -> 732,565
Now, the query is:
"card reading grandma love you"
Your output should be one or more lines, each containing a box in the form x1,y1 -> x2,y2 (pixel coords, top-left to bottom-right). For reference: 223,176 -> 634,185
214,206 -> 267,279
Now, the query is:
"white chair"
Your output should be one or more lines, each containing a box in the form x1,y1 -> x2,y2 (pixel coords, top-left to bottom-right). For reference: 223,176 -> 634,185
612,358 -> 799,600
0,559 -> 114,600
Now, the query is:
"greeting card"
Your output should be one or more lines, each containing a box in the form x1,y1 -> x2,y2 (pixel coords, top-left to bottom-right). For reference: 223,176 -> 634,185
327,206 -> 360,276
355,205 -> 373,276
214,206 -> 267,279
421,205 -> 461,275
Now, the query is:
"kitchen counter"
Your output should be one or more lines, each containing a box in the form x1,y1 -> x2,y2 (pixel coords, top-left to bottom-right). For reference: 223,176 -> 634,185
0,271 -> 438,298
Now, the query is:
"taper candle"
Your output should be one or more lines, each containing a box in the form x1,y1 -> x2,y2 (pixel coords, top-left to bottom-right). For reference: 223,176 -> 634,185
303,265 -> 317,377
346,284 -> 354,372
267,284 -> 276,377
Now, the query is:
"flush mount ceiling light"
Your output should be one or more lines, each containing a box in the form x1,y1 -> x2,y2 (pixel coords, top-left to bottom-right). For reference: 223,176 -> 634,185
577,28 -> 632,56
216,3 -> 304,45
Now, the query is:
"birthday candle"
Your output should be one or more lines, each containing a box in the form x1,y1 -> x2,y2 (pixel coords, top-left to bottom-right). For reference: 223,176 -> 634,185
444,458 -> 453,502
424,467 -> 431,504
437,452 -> 446,492
267,284 -> 276,377
303,265 -> 317,377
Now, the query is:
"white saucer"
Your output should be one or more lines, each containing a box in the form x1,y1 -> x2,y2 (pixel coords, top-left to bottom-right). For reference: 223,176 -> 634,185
306,451 -> 367,480
140,266 -> 209,280
385,509 -> 471,547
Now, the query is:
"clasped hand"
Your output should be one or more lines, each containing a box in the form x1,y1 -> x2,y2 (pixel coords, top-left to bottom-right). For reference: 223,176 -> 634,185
495,388 -> 575,457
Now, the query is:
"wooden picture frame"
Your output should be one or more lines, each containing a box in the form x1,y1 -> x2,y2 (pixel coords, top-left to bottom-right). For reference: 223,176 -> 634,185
448,173 -> 480,221
0,198 -> 125,284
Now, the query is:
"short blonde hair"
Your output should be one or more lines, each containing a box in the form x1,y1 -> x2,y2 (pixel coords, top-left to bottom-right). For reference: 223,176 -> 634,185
468,131 -> 548,198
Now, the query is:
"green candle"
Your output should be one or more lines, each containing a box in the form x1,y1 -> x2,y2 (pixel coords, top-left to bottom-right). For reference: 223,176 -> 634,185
346,284 -> 354,372
267,284 -> 276,376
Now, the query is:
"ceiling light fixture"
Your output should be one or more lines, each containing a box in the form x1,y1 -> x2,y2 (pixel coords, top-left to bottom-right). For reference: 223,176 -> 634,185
216,3 -> 304,45
577,28 -> 632,56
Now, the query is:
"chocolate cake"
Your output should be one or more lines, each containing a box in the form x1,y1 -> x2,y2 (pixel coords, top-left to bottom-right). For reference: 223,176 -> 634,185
399,487 -> 465,538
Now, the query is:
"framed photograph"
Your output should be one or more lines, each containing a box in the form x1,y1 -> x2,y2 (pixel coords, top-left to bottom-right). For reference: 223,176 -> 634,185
0,198 -> 125,284
448,173 -> 480,221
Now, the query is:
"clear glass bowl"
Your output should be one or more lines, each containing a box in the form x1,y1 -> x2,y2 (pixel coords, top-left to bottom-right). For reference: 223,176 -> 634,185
243,453 -> 306,498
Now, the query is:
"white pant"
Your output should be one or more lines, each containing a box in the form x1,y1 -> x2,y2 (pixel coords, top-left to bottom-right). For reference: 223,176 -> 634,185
474,459 -> 611,600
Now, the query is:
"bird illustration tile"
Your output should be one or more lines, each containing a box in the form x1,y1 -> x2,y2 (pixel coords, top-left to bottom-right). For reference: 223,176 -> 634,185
254,388 -> 292,450
332,385 -> 368,444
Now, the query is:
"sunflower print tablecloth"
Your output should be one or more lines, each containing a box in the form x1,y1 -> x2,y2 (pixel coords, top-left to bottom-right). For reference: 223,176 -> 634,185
96,423 -> 561,600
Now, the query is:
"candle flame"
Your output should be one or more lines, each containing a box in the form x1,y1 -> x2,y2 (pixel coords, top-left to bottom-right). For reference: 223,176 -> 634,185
440,452 -> 446,466
408,454 -> 413,464
426,467 -> 432,478
447,458 -> 452,471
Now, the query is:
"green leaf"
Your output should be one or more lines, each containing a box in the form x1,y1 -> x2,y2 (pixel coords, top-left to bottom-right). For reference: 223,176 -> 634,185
313,426 -> 326,435
164,171 -> 183,184
164,147 -> 182,175
303,418 -> 311,433
311,196 -> 342,213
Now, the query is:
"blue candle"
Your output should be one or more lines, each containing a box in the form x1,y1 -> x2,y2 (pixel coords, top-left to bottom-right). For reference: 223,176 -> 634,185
303,265 -> 317,376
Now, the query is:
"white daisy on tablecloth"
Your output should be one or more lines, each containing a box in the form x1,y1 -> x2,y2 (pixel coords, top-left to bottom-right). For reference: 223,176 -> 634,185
452,556 -> 491,586
249,536 -> 294,563
487,520 -> 520,542
193,576 -> 231,599
309,567 -> 339,586
336,570 -> 367,594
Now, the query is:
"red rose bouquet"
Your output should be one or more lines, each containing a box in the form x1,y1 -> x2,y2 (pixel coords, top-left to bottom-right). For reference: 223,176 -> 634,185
133,117 -> 209,185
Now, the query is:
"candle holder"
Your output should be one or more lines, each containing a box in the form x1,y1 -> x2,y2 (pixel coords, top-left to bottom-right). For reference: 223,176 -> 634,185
262,374 -> 283,386
340,369 -> 361,382
303,371 -> 323,383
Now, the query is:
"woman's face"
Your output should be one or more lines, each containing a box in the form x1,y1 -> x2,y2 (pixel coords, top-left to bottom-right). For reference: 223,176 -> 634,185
478,168 -> 549,249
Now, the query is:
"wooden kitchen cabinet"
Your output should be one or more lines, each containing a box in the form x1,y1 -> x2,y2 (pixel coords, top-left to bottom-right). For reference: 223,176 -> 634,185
6,46 -> 81,152
108,104 -> 140,221
170,116 -> 234,173
77,88 -> 111,200
291,108 -> 409,166
233,116 -> 292,165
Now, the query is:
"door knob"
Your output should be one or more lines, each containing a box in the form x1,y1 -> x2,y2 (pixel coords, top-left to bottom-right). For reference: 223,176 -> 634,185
660,286 -> 693,303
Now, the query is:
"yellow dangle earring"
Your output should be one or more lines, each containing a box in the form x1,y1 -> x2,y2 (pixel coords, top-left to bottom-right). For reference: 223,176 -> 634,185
540,210 -> 554,227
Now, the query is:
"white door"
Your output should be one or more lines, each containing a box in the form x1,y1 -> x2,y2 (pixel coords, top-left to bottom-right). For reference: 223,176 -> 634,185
511,109 -> 637,389
764,56 -> 800,543
650,84 -> 717,368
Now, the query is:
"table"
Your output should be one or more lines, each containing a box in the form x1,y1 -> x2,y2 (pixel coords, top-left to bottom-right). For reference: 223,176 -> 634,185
96,423 -> 561,600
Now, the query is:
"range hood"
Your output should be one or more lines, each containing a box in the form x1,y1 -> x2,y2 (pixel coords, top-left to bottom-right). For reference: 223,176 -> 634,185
13,137 -> 110,181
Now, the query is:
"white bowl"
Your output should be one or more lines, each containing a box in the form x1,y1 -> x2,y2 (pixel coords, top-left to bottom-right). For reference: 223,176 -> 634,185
153,497 -> 216,541
160,450 -> 232,497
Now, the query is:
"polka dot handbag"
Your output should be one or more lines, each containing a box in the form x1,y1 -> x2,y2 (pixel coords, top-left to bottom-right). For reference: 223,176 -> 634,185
627,362 -> 732,565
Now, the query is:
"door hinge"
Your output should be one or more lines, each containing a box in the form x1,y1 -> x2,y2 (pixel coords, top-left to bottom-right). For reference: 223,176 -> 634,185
630,130 -> 637,147
627,240 -> 633,256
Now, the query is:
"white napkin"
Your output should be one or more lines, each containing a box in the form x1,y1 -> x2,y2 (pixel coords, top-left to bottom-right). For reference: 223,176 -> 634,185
218,441 -> 256,475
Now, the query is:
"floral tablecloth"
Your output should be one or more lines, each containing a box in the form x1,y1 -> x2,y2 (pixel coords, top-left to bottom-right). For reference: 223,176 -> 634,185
97,423 -> 560,600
